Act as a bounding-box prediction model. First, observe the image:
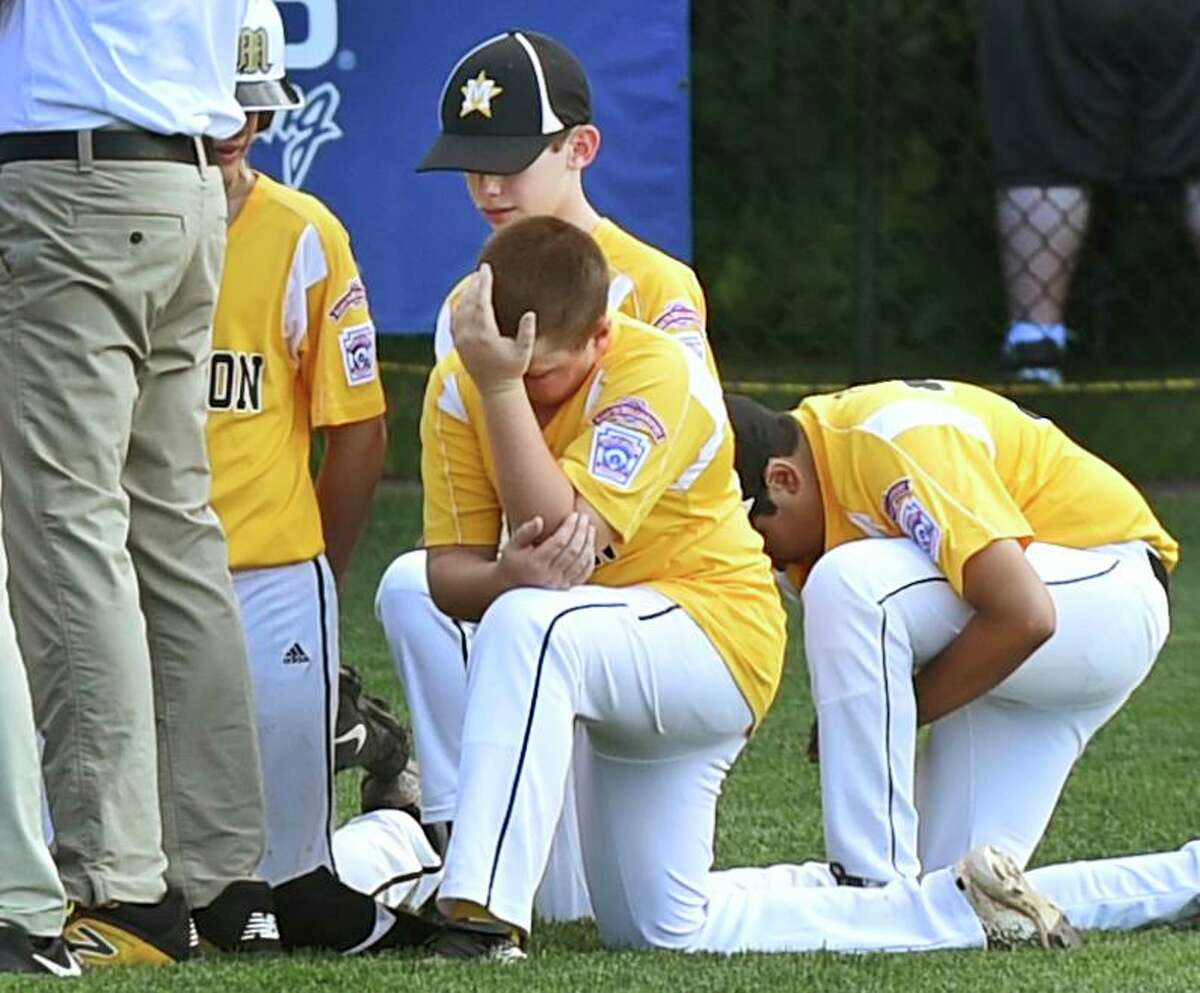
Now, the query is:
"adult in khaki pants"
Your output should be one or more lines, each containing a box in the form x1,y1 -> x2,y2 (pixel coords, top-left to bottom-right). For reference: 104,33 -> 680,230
0,0 -> 271,966
0,471 -> 80,977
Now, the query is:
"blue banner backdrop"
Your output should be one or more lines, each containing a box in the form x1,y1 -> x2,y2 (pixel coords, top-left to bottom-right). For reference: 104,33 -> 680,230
252,1 -> 693,335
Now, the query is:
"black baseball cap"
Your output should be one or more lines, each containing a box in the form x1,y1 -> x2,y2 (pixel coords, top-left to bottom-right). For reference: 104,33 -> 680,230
418,30 -> 592,176
726,394 -> 801,511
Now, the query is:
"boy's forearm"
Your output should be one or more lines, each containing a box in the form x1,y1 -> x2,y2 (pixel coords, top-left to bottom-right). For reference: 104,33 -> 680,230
427,548 -> 510,622
316,416 -> 388,587
479,384 -> 575,531
913,609 -> 1050,725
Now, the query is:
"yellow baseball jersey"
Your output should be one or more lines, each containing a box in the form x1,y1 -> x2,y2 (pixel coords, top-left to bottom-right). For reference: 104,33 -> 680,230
433,217 -> 713,374
207,172 -> 387,570
787,379 -> 1178,593
421,313 -> 786,722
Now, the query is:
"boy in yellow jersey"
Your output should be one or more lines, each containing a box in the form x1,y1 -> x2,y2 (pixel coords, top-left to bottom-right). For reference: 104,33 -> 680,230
207,0 -> 387,899
418,217 -> 1084,960
727,382 -> 1176,888
375,30 -> 710,921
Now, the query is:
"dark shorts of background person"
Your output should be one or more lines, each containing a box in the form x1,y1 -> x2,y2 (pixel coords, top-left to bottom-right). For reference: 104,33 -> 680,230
980,0 -> 1200,188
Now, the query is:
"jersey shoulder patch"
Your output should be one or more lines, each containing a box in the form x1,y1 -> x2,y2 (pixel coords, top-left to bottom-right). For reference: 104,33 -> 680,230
652,298 -> 703,331
592,396 -> 667,442
883,477 -> 942,561
339,322 -> 378,385
589,422 -> 653,489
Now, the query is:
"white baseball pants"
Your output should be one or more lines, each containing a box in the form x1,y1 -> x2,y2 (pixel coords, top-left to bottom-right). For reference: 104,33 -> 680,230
234,556 -> 339,886
375,549 -> 593,921
436,583 -> 997,952
376,569 -> 1195,949
802,538 -> 1170,884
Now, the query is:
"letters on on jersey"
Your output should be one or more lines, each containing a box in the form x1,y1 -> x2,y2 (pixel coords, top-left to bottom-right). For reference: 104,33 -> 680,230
592,396 -> 667,442
208,350 -> 265,413
329,277 -> 367,321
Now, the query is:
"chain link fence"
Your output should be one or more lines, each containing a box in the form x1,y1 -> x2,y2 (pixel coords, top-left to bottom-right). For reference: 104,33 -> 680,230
692,0 -> 1200,385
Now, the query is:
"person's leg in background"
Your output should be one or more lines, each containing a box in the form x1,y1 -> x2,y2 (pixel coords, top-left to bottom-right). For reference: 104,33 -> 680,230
375,550 -> 469,827
979,0 -> 1124,383
0,470 -> 78,976
994,185 -> 1089,382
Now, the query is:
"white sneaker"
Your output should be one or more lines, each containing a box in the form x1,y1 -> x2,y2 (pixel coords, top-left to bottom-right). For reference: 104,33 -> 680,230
955,845 -> 1080,950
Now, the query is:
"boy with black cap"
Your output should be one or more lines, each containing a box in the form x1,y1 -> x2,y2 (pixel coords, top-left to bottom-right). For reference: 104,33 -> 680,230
376,30 -> 708,922
416,29 -> 711,367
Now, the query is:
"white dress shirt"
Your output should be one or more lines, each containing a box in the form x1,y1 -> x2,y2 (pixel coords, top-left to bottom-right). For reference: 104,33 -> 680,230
0,0 -> 249,137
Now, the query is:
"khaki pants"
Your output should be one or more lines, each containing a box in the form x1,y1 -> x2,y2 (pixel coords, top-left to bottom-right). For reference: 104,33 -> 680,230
0,471 -> 66,937
0,156 -> 265,908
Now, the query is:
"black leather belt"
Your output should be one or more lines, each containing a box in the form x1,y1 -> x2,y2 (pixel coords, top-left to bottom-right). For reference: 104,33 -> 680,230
1147,550 -> 1169,596
0,130 -> 215,166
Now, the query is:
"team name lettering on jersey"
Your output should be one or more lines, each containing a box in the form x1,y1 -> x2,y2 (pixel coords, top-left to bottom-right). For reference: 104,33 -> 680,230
208,350 -> 265,413
329,277 -> 367,321
883,476 -> 942,561
652,299 -> 703,331
593,396 -> 667,442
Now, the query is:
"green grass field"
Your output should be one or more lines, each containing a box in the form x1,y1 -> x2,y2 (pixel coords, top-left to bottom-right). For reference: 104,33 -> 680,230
4,489 -> 1197,991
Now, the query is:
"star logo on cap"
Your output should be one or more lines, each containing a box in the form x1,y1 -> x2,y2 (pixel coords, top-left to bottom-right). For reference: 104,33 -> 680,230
460,71 -> 504,119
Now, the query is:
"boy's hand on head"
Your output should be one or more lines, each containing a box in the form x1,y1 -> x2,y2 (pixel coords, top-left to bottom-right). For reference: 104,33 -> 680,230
452,263 -> 537,394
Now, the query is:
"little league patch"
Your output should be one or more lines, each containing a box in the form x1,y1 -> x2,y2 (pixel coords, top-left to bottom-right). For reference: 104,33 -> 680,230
589,422 -> 653,489
883,476 -> 942,561
339,322 -> 378,385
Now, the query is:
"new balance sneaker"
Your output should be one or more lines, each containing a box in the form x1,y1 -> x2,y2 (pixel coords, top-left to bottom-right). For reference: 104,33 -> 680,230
192,880 -> 280,955
335,666 -> 412,780
0,921 -> 82,977
64,889 -> 191,967
429,918 -> 526,963
955,845 -> 1080,950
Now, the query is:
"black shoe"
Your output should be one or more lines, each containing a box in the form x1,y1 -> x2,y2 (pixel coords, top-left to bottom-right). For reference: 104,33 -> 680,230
430,918 -> 526,962
1001,337 -> 1065,385
192,880 -> 280,955
0,921 -> 82,976
273,866 -> 440,954
335,666 -> 412,779
64,889 -> 191,967
361,759 -> 422,817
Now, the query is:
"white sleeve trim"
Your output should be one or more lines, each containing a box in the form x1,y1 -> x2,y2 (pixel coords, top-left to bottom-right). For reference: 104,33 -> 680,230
437,373 -> 468,422
858,399 -> 997,459
283,223 -> 330,360
433,298 -> 453,363
670,344 -> 728,492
